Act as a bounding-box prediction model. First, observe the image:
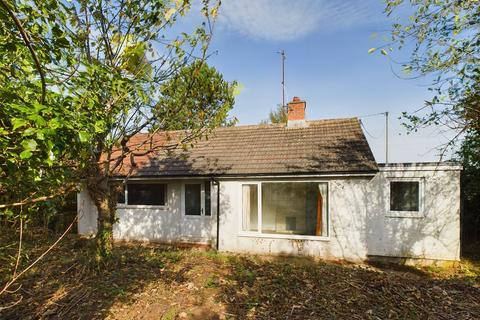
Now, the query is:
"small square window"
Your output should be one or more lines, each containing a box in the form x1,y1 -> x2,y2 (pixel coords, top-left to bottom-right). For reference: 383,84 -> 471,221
390,181 -> 420,212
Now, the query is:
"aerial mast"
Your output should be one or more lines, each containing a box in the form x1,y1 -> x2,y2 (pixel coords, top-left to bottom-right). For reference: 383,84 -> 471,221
278,50 -> 286,112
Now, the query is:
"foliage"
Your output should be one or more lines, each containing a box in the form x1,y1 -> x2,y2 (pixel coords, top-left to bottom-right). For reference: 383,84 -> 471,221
153,60 -> 237,131
376,0 -> 480,246
0,0 -> 236,259
260,104 -> 288,124
372,0 -> 479,142
0,0 -> 86,220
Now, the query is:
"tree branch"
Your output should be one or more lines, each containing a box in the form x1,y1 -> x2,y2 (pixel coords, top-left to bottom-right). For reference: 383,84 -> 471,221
0,185 -> 76,209
0,0 -> 46,103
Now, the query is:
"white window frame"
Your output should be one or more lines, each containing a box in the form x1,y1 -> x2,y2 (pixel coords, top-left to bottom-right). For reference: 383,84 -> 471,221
117,181 -> 169,210
181,181 -> 212,219
238,180 -> 330,241
386,177 -> 425,218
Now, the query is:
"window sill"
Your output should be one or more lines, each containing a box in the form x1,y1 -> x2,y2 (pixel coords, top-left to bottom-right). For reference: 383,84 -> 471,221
238,232 -> 330,242
117,205 -> 170,210
184,214 -> 212,219
385,211 -> 425,218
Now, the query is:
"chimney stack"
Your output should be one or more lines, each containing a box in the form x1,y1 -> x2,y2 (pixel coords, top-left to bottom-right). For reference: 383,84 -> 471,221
287,96 -> 307,128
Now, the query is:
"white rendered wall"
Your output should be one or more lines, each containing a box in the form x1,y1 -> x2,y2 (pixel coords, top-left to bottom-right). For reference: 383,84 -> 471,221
218,166 -> 461,261
77,180 -> 218,245
217,178 -> 370,261
77,165 -> 461,261
366,165 -> 461,261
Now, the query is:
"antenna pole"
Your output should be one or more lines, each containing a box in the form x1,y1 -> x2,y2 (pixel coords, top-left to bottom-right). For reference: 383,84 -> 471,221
279,50 -> 286,110
385,111 -> 389,164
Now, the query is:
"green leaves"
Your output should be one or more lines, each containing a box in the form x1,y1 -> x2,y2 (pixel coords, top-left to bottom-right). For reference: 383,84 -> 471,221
12,118 -> 28,130
78,131 -> 89,142
20,150 -> 32,159
21,139 -> 38,152
382,0 -> 479,141
0,0 -> 228,235
368,48 -> 388,55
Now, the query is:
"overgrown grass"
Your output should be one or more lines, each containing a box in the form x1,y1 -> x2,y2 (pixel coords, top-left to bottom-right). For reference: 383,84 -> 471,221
1,228 -> 479,319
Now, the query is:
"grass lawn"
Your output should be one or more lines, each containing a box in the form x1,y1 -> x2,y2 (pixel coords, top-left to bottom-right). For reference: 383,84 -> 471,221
1,229 -> 479,319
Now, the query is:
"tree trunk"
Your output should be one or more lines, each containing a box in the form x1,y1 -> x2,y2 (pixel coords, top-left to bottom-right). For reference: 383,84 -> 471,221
87,176 -> 118,262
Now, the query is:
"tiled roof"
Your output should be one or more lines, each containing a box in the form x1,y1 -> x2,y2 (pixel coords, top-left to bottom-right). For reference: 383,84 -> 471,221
112,118 -> 378,177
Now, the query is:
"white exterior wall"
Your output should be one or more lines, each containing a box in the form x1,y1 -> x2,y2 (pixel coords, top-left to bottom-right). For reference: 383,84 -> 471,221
366,165 -> 461,261
218,164 -> 461,261
77,164 -> 461,261
218,178 -> 370,261
77,180 -> 218,245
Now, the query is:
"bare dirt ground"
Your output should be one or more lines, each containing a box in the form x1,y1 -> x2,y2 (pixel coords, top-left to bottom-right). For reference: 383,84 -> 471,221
1,228 -> 479,319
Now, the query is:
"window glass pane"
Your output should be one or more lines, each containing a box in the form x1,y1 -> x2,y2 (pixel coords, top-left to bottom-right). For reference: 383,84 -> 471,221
128,183 -> 166,205
261,182 -> 328,236
117,185 -> 126,204
242,185 -> 258,231
205,181 -> 211,216
390,181 -> 419,211
185,184 -> 201,215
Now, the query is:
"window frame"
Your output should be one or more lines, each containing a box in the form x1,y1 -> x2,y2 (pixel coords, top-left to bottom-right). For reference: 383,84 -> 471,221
238,180 -> 330,241
181,181 -> 213,218
117,181 -> 169,209
386,177 -> 425,218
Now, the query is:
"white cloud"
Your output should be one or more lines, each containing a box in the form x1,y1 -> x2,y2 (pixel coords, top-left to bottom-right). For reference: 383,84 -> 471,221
218,0 -> 381,41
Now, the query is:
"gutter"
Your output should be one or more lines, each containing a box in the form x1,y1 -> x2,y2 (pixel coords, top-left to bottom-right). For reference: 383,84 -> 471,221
109,171 -> 379,181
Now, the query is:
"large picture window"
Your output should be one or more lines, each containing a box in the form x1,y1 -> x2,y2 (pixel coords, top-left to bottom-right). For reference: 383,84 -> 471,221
242,182 -> 328,237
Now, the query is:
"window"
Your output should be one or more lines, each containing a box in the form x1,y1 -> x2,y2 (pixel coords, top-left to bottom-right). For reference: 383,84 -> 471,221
390,181 -> 420,212
117,183 -> 167,206
205,181 -> 211,216
117,186 -> 126,204
242,185 -> 258,231
185,183 -> 202,215
242,182 -> 328,237
183,182 -> 213,217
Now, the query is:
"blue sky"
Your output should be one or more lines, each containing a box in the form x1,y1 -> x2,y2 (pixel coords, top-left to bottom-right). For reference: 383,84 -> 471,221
180,0 -> 456,163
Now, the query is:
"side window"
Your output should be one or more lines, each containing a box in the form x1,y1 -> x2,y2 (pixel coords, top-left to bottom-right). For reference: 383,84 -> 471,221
120,183 -> 167,206
117,185 -> 126,204
204,181 -> 211,216
242,184 -> 258,231
185,184 -> 202,215
390,181 -> 420,212
184,181 -> 212,217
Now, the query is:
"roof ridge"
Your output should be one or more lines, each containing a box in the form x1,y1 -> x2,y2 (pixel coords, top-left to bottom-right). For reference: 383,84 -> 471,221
132,117 -> 360,137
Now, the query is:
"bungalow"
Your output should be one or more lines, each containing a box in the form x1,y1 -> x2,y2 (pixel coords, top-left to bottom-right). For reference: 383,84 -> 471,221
77,97 -> 462,262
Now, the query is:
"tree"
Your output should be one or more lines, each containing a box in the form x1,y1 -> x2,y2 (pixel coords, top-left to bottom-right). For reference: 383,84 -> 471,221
0,0 -> 236,262
0,0 -> 87,222
260,104 -> 288,124
153,61 -> 237,131
375,0 -> 480,247
371,0 -> 479,151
